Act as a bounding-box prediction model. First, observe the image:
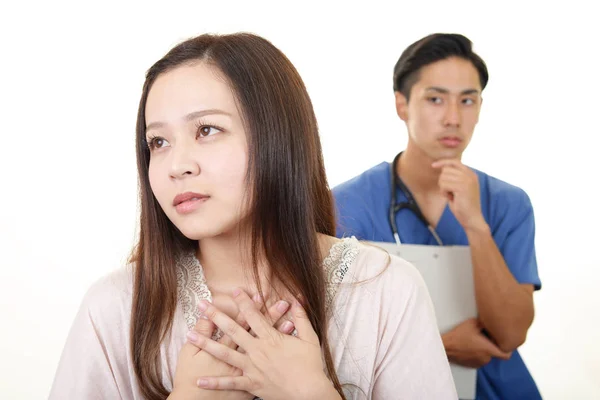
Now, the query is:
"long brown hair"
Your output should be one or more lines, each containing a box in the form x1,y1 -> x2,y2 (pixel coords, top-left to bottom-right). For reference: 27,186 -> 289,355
130,33 -> 342,399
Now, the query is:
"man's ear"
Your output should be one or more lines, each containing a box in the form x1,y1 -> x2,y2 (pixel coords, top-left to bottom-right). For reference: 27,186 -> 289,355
475,96 -> 483,124
395,91 -> 409,122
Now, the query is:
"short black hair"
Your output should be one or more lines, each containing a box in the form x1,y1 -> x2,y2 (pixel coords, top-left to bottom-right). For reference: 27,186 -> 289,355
393,33 -> 488,101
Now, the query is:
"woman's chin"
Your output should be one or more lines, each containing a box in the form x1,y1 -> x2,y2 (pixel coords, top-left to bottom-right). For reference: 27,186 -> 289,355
177,224 -> 235,242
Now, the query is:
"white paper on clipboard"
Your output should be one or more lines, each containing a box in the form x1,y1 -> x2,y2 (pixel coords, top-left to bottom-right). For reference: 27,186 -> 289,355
367,241 -> 477,400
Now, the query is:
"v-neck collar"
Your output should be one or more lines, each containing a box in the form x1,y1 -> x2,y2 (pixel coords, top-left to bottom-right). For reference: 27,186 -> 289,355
175,237 -> 360,334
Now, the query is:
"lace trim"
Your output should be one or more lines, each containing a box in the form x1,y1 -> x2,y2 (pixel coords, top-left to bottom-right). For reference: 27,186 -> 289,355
176,252 -> 223,340
323,237 -> 359,311
176,237 -> 359,333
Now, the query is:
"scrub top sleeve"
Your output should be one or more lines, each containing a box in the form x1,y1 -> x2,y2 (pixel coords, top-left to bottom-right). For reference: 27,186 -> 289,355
500,192 -> 542,290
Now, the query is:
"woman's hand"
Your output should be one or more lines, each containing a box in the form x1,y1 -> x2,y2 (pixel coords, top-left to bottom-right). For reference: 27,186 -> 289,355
170,295 -> 295,400
187,289 -> 341,400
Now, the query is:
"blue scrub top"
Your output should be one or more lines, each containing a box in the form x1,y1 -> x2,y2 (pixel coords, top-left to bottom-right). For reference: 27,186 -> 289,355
333,161 -> 542,400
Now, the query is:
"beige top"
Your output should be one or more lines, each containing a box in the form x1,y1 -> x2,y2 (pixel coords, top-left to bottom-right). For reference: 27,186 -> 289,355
49,237 -> 457,399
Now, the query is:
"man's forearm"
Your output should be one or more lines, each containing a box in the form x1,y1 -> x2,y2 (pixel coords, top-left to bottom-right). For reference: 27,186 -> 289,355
466,223 -> 534,352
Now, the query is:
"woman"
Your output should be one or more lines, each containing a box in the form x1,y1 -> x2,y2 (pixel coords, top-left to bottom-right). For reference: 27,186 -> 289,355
50,32 -> 456,399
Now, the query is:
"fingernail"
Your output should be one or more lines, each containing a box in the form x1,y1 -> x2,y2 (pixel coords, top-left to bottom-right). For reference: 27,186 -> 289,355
197,378 -> 209,387
252,293 -> 262,303
187,330 -> 199,342
232,288 -> 242,297
281,321 -> 294,333
276,300 -> 290,313
198,301 -> 208,312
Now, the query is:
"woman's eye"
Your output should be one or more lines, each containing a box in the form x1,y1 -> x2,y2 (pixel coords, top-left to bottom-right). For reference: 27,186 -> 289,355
147,137 -> 169,150
198,126 -> 220,137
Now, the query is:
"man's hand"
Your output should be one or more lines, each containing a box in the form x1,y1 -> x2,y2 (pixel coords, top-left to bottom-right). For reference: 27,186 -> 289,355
442,318 -> 512,368
432,159 -> 488,233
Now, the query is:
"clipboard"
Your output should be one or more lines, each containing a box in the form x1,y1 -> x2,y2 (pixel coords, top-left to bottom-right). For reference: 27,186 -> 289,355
367,241 -> 477,400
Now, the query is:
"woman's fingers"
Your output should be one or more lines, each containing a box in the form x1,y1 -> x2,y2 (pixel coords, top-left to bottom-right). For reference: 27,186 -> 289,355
186,330 -> 247,370
198,300 -> 254,350
231,289 -> 276,339
290,300 -> 319,345
192,291 -> 296,351
196,375 -> 252,391
183,317 -> 216,355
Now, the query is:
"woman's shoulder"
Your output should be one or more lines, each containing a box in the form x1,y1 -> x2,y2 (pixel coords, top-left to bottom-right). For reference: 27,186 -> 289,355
324,236 -> 424,289
80,265 -> 134,318
355,241 -> 424,285
323,236 -> 427,309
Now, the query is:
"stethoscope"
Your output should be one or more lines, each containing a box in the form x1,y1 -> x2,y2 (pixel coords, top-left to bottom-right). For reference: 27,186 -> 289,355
389,152 -> 444,247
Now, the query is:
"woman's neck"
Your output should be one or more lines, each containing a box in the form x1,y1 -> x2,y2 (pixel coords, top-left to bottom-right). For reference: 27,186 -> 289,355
197,228 -> 269,297
197,231 -> 338,299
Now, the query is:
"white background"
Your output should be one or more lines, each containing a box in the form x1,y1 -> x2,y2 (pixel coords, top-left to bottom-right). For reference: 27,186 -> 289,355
1,1 -> 598,399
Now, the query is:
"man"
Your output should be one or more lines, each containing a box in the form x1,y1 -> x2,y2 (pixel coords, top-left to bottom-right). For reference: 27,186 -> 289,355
333,33 -> 542,400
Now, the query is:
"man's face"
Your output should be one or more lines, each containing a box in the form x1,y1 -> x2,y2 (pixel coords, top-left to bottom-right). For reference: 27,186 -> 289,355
395,57 -> 483,160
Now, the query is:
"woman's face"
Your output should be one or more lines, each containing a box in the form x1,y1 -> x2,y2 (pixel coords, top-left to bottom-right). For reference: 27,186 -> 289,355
145,62 -> 249,240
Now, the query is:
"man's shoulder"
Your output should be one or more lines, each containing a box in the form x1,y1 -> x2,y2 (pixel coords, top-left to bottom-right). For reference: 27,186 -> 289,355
333,162 -> 390,197
473,168 -> 532,208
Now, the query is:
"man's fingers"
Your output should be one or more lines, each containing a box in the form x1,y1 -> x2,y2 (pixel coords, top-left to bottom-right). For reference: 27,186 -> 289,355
480,335 -> 512,360
439,169 -> 466,183
494,348 -> 513,360
489,345 -> 512,360
431,159 -> 464,169
432,159 -> 471,174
